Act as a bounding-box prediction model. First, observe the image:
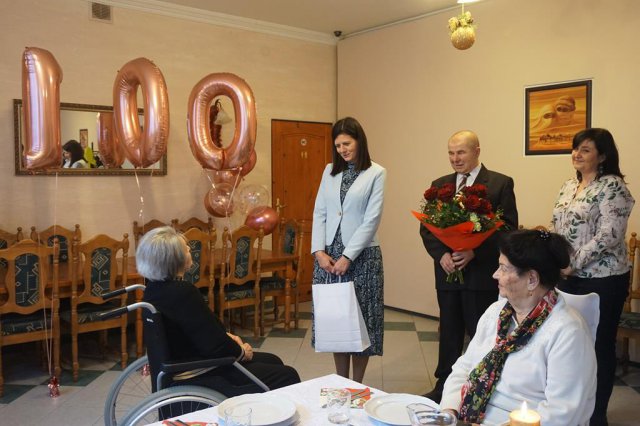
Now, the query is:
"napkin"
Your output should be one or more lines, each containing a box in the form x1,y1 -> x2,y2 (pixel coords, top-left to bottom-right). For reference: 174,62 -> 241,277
320,387 -> 372,409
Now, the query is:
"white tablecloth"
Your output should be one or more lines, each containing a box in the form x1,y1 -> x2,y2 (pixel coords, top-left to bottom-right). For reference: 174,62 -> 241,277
146,373 -> 388,425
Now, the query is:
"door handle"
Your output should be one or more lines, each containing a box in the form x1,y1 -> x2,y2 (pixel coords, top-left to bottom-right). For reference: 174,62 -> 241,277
276,198 -> 287,215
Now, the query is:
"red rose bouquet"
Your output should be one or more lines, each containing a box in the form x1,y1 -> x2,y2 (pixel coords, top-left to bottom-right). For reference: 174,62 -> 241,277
412,183 -> 504,283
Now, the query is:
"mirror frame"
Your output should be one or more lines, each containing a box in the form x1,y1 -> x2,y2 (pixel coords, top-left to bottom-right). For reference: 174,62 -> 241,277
14,99 -> 168,176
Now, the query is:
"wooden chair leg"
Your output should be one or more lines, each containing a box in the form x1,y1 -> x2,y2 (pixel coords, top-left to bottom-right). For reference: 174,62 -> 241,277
294,289 -> 299,330
0,346 -> 4,398
260,297 -> 266,337
39,341 -> 47,371
72,331 -> 79,382
253,301 -> 259,338
121,322 -> 128,369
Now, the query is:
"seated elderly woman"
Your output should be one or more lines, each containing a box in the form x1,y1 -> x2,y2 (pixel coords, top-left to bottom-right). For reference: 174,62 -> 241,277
440,230 -> 596,425
137,226 -> 300,393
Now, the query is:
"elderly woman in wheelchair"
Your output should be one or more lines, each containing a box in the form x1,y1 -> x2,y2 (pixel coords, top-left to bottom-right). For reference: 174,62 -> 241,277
137,226 -> 301,395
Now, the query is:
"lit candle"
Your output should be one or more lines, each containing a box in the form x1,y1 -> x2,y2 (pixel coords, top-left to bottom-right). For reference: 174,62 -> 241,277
509,401 -> 541,426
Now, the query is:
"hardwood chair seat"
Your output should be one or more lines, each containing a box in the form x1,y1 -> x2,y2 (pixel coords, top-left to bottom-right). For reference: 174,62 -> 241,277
1,311 -> 55,336
619,311 -> 640,329
59,300 -> 121,324
224,282 -> 257,300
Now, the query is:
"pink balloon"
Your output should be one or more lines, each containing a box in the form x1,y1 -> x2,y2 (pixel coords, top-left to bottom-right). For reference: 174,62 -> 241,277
245,206 -> 279,235
96,112 -> 125,168
204,184 -> 234,218
113,57 -> 170,168
187,73 -> 257,171
21,47 -> 63,170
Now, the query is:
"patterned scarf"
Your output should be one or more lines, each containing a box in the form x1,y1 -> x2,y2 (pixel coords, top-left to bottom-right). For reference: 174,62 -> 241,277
458,289 -> 558,423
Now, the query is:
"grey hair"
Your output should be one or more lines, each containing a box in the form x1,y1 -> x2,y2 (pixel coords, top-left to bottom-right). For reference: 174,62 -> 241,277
135,226 -> 187,281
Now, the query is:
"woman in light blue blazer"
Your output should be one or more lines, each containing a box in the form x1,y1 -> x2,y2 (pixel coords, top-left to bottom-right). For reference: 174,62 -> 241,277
311,117 -> 386,383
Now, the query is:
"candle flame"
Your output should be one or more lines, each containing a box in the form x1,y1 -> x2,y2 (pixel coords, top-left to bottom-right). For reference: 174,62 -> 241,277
520,400 -> 528,415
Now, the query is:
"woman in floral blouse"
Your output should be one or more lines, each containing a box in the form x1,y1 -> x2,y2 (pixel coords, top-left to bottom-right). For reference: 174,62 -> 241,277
551,128 -> 634,426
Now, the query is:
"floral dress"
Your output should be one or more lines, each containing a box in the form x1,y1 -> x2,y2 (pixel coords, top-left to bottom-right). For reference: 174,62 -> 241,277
551,174 -> 634,278
311,164 -> 384,356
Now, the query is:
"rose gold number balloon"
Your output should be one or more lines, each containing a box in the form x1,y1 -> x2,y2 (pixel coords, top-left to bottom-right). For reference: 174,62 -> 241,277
187,73 -> 257,171
240,150 -> 257,177
21,47 -> 63,170
113,57 -> 169,168
97,112 -> 125,168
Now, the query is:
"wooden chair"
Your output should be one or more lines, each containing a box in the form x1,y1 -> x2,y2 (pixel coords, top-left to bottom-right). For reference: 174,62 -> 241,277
259,219 -> 304,336
35,224 -> 81,263
172,217 -> 213,233
182,227 -> 217,312
619,232 -> 640,373
0,227 -> 23,249
218,226 -> 264,338
132,219 -> 169,248
0,227 -> 23,283
0,238 -> 60,397
61,233 -> 129,381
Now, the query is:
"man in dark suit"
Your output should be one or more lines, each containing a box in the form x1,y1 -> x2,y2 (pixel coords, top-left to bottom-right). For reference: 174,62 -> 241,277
420,130 -> 518,402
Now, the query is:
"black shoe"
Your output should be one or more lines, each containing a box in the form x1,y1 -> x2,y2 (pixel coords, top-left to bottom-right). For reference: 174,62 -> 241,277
422,387 -> 443,404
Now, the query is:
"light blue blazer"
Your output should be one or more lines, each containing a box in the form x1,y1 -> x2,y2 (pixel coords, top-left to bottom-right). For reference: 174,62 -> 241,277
311,162 -> 386,261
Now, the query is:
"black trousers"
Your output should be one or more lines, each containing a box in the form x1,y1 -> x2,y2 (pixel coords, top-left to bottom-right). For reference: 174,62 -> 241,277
185,352 -> 301,395
434,288 -> 498,385
558,272 -> 629,422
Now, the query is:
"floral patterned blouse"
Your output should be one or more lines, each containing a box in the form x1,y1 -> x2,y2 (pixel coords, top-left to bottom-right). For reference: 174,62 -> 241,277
551,174 -> 634,278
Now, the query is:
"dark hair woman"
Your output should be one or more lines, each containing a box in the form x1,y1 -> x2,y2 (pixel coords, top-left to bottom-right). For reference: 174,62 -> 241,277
440,230 -> 596,425
62,140 -> 88,168
552,128 -> 634,425
311,116 -> 386,383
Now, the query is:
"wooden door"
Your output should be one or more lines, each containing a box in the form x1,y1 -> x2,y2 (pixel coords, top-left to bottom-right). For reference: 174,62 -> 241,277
271,120 -> 333,301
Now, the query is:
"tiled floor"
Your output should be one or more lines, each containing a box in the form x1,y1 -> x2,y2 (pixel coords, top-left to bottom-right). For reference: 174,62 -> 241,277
1,302 -> 639,425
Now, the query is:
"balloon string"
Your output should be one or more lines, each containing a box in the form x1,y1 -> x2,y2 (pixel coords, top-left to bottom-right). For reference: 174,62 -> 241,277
225,168 -> 242,231
135,169 -> 145,226
42,171 -> 60,377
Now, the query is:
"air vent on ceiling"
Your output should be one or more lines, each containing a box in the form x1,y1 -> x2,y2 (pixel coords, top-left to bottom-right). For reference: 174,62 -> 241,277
91,2 -> 112,22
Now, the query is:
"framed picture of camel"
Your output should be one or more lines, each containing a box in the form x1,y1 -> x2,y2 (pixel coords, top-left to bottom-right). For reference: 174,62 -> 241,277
525,80 -> 592,155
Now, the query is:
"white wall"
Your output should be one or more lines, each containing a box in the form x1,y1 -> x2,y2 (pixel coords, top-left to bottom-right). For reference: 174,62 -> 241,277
0,0 -> 336,241
337,0 -> 640,317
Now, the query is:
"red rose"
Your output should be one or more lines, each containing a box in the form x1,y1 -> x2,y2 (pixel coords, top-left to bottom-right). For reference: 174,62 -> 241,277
437,183 -> 456,201
424,186 -> 438,201
462,184 -> 488,198
477,199 -> 493,215
464,194 -> 482,212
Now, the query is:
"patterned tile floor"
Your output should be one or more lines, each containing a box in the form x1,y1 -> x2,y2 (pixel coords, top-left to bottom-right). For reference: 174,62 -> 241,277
1,302 -> 639,425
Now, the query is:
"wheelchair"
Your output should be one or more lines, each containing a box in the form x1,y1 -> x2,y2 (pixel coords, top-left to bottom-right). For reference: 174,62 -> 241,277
99,285 -> 269,426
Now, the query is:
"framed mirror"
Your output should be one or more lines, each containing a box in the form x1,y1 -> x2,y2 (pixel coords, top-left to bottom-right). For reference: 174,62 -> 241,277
14,99 -> 167,176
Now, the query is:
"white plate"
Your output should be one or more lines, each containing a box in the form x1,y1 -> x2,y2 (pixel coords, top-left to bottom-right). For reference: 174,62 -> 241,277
217,393 -> 297,426
364,394 -> 439,426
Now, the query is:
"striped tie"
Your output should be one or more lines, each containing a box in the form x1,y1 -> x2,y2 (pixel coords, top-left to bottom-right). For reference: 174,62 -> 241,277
458,173 -> 471,192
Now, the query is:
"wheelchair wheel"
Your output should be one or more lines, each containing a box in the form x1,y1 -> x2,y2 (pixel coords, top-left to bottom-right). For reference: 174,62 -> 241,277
120,385 -> 226,426
103,356 -> 152,426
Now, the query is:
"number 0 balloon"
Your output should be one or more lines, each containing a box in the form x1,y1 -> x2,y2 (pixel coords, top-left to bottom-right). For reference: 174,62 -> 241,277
187,73 -> 257,171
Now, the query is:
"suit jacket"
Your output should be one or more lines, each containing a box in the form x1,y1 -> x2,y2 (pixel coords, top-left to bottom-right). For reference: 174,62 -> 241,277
420,164 -> 518,291
311,162 -> 386,261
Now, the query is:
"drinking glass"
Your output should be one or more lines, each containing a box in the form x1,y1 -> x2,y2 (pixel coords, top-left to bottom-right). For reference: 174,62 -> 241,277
406,403 -> 457,425
224,405 -> 252,426
326,388 -> 351,424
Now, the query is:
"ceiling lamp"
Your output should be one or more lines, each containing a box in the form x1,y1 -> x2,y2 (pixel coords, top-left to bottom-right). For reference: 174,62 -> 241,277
449,1 -> 477,50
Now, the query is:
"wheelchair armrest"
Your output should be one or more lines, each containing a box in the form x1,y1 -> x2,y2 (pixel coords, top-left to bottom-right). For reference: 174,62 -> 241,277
160,356 -> 237,374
